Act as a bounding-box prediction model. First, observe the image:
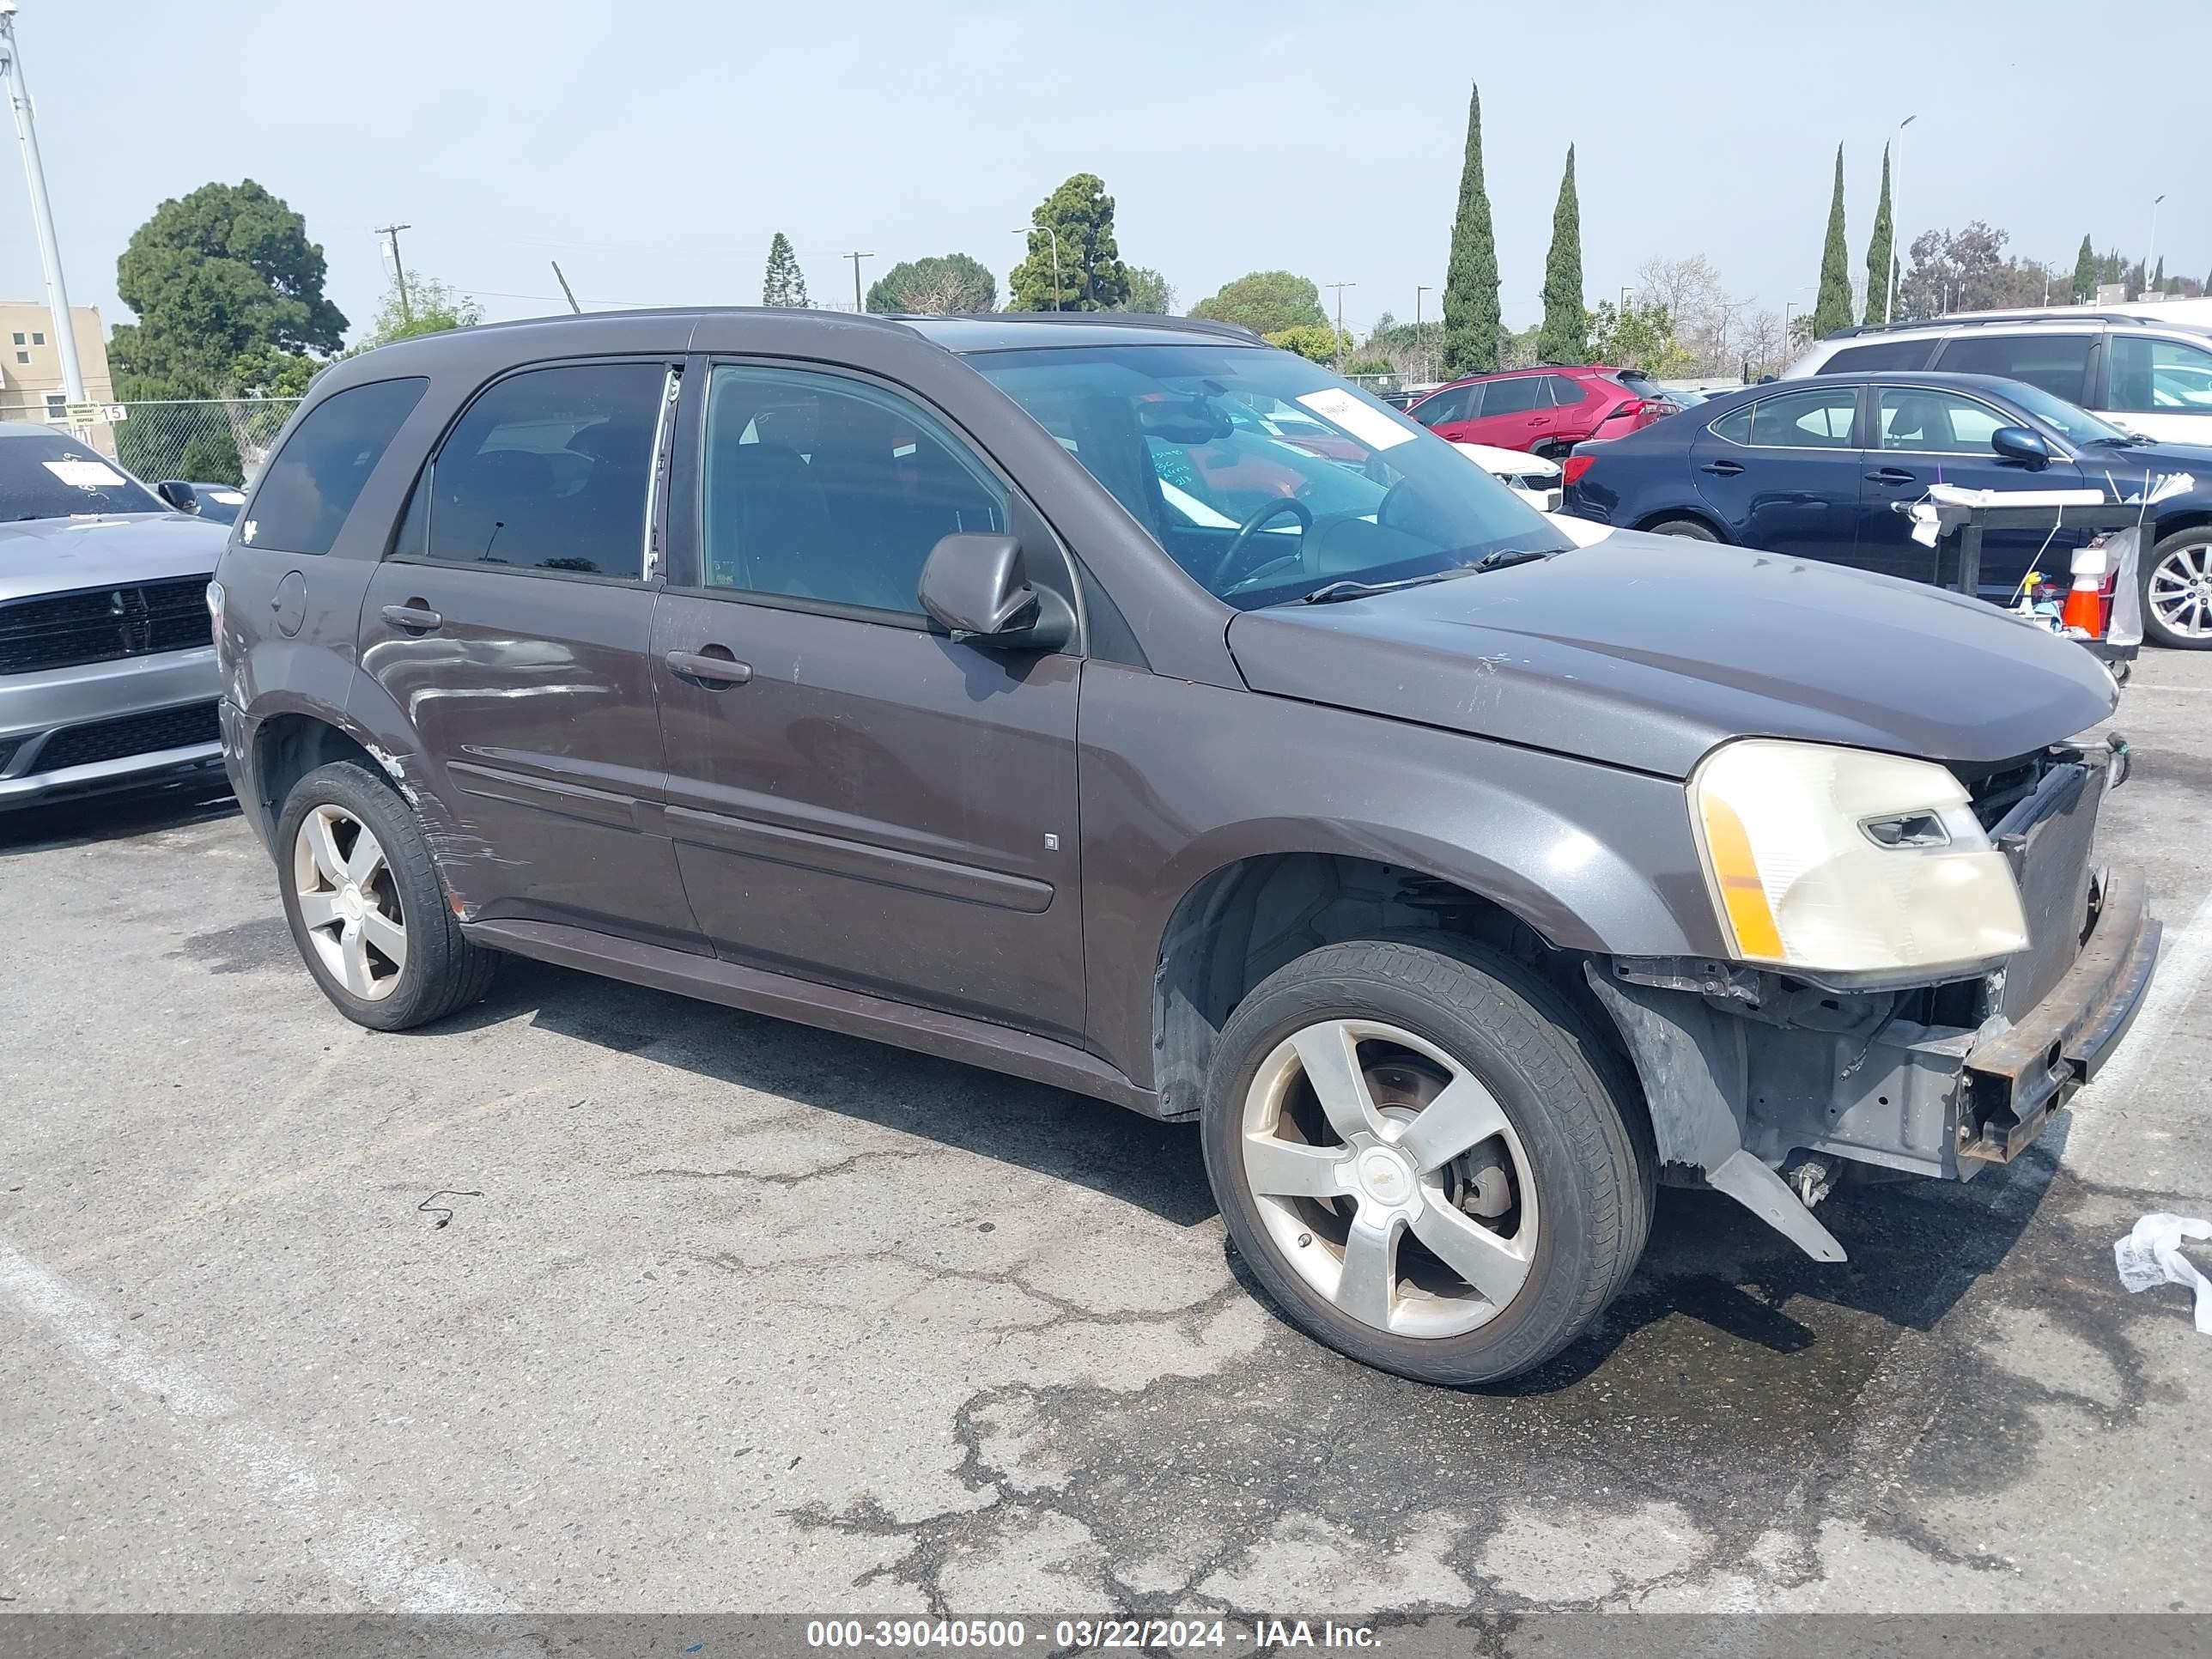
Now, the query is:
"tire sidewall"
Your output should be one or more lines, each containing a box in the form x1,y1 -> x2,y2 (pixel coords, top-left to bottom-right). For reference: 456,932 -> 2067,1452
1201,947 -> 1620,1385
275,761 -> 450,1030
2143,529 -> 2212,650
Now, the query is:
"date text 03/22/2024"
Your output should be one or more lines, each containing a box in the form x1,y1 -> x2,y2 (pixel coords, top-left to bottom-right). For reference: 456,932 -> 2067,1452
803,1618 -> 1382,1650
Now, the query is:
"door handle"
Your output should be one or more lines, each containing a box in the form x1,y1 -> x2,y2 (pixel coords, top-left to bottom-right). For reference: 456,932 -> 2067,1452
665,648 -> 753,687
1864,467 -> 1917,485
380,602 -> 443,630
1699,459 -> 1744,477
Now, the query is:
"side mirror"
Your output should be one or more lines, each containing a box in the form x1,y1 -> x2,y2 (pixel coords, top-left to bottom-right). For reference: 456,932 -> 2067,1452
1990,425 -> 2051,470
156,479 -> 201,514
917,532 -> 1072,650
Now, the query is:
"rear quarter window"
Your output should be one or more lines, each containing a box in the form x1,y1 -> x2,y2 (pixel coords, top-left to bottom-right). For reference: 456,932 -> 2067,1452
243,377 -> 428,555
1817,338 -> 1941,373
1931,333 -> 2094,404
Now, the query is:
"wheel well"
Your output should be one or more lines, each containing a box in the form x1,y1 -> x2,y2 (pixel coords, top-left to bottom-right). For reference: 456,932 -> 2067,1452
1148,854 -> 1623,1121
2149,510 -> 2212,550
1634,507 -> 1727,539
251,714 -> 384,832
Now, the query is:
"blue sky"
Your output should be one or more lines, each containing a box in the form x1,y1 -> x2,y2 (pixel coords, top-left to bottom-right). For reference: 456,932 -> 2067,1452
4,0 -> 2207,347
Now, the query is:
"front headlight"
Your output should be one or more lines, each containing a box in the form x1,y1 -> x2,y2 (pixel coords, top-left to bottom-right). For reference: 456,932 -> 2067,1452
1689,739 -> 2027,978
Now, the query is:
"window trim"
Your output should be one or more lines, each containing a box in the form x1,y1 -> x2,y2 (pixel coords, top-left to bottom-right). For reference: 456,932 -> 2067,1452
665,354 -> 1089,655
380,354 -> 677,587
1870,383 -> 2071,461
1708,386 -> 1863,453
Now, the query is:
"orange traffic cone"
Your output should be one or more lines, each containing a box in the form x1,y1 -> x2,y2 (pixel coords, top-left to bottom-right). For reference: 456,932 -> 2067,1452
2062,548 -> 2107,636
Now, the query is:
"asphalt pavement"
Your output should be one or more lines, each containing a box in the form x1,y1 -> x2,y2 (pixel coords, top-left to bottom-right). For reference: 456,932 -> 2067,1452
2,649 -> 2208,1620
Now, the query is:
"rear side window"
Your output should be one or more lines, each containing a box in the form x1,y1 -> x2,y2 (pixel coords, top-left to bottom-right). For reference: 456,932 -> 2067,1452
416,362 -> 666,579
1818,338 -> 1939,374
1481,377 -> 1546,415
243,377 -> 426,555
1712,386 -> 1858,448
1543,374 -> 1587,406
1932,333 -> 2094,404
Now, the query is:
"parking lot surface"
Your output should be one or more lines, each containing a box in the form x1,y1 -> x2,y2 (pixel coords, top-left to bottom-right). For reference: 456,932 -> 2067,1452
3,651 -> 2209,1619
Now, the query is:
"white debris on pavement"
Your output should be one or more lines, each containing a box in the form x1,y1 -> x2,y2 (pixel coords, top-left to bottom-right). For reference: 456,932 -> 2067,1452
2112,1213 -> 2212,1335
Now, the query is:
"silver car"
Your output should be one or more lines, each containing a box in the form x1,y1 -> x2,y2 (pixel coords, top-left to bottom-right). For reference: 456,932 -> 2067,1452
0,422 -> 230,811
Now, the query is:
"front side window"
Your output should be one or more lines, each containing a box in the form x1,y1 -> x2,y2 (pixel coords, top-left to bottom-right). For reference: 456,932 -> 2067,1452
1877,388 -> 2009,452
418,362 -> 664,578
1712,386 -> 1858,449
969,343 -> 1565,611
2108,334 -> 2212,413
246,377 -> 427,555
0,428 -> 163,522
1410,385 -> 1473,426
1932,332 -> 2093,404
700,364 -> 1006,616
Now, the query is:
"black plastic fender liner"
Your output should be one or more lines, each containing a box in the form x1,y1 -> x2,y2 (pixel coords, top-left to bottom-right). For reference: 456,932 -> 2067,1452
1585,963 -> 1849,1263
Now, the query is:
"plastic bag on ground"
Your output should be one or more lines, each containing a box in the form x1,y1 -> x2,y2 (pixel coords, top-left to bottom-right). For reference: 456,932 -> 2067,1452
2112,1212 -> 2212,1334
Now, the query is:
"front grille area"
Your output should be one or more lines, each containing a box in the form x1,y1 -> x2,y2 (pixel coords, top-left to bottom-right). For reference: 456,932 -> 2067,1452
32,701 -> 220,773
0,575 -> 214,675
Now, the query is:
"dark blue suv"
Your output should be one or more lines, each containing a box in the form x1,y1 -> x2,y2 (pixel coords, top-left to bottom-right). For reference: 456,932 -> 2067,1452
1563,370 -> 2212,648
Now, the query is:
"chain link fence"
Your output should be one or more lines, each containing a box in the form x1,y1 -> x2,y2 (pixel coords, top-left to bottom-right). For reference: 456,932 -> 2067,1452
101,398 -> 301,486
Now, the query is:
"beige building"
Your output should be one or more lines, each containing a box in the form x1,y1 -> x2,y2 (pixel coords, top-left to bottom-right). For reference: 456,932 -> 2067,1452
0,301 -> 115,424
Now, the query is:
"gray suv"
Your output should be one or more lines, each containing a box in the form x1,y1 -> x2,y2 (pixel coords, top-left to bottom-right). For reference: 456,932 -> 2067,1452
214,310 -> 2158,1384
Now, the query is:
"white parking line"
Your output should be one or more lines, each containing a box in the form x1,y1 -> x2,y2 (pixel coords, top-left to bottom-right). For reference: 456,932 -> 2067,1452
0,1238 -> 513,1613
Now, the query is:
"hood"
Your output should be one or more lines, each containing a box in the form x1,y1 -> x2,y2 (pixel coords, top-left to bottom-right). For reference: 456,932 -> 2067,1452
0,513 -> 231,605
1225,527 -> 2117,779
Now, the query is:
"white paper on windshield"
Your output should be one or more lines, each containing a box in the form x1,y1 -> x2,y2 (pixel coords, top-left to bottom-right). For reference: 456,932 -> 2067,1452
43,459 -> 126,489
210,489 -> 246,504
1297,388 -> 1416,451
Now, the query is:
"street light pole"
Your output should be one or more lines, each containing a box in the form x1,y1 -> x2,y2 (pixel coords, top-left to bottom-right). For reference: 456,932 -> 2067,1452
1326,283 -> 1354,371
0,0 -> 86,405
2147,193 -> 2166,296
1012,224 -> 1062,309
1886,113 -> 1916,325
1415,285 -> 1431,383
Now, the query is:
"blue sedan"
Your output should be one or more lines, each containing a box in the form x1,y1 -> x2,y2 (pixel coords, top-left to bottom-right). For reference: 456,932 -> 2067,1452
1562,370 -> 2212,647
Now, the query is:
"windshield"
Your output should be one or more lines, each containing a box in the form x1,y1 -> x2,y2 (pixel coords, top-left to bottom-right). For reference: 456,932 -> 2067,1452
0,430 -> 164,521
1996,379 -> 2131,446
967,343 -> 1566,609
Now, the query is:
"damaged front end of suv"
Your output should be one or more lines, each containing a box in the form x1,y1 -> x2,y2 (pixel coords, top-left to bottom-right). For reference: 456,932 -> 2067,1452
1591,734 -> 2158,1260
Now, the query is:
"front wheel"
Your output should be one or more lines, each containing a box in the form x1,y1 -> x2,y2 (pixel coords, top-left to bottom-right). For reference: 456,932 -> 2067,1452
1200,940 -> 1653,1385
2142,527 -> 2212,648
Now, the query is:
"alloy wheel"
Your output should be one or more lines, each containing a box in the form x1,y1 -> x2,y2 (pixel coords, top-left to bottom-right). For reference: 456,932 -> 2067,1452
1238,1018 -> 1538,1339
2149,538 -> 2212,640
292,804 -> 407,1000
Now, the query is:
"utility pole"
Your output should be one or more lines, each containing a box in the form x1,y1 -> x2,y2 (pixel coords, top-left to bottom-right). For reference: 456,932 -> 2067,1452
1885,114 -> 1916,324
0,0 -> 86,405
1326,282 -> 1354,371
845,251 -> 873,313
2146,193 -> 2166,297
550,259 -> 580,314
376,222 -> 413,322
1415,285 -> 1431,383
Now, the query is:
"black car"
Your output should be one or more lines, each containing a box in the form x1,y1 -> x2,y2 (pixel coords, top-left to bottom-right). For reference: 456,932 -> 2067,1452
155,479 -> 250,524
1563,370 -> 2212,649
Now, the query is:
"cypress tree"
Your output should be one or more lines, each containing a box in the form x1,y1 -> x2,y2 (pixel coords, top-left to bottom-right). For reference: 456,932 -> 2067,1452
2071,236 -> 2097,302
1442,83 -> 1502,374
1535,145 -> 1586,364
2154,256 -> 2166,294
1863,145 -> 1895,324
762,233 -> 808,307
1811,144 -> 1852,337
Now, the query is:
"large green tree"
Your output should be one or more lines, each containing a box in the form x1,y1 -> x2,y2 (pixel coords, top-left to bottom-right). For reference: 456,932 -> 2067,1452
108,179 -> 346,398
2072,235 -> 2098,303
1863,144 -> 1895,325
1535,146 -> 1586,364
762,233 -> 809,307
1189,270 -> 1326,335
1010,174 -> 1129,310
1442,82 -> 1501,375
1811,145 -> 1853,337
1121,267 -> 1175,314
866,252 -> 996,314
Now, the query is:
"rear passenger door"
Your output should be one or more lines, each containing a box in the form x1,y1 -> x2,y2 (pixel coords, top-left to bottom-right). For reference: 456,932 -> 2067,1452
1690,384 -> 1863,560
652,360 -> 1087,1042
1467,375 -> 1547,450
353,358 -> 701,948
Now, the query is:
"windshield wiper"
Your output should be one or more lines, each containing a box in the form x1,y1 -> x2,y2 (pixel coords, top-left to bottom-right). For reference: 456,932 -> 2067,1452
1297,569 -> 1478,605
2086,433 -> 2149,447
1470,546 -> 1553,573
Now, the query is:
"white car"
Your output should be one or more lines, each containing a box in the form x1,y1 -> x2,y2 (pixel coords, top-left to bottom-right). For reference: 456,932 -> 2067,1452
1784,311 -> 2212,446
1452,440 -> 1561,511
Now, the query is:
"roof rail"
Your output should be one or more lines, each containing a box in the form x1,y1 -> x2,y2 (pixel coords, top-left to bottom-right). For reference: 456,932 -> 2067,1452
888,309 -> 1264,343
1824,310 -> 2172,341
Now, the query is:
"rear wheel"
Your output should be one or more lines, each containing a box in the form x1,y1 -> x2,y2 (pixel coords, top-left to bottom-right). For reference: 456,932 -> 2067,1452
1200,939 -> 1653,1385
1647,517 -> 1719,541
276,761 -> 495,1030
2142,527 -> 2212,649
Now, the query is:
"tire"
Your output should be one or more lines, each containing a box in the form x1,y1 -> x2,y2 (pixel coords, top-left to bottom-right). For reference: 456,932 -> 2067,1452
275,760 -> 496,1031
1200,939 -> 1654,1386
2141,526 -> 2212,649
1647,517 -> 1719,542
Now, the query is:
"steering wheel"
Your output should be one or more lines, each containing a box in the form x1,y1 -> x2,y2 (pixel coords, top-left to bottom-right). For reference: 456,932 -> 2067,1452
1210,498 -> 1314,589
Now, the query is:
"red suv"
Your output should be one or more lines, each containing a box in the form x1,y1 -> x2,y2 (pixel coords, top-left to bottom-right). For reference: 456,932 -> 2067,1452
1407,366 -> 1672,458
